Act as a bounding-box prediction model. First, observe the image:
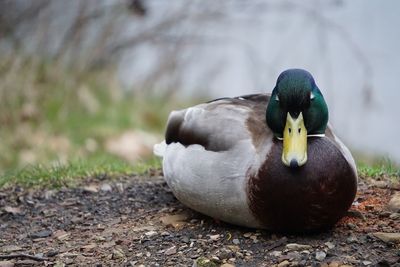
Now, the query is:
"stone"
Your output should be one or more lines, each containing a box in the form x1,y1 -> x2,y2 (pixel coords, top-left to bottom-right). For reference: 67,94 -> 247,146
209,234 -> 220,241
286,251 -> 301,260
81,243 -> 97,251
53,262 -> 65,267
362,261 -> 372,266
145,230 -> 158,237
160,213 -> 189,228
285,243 -> 312,251
0,261 -> 14,267
346,223 -> 357,230
3,206 -> 23,215
211,256 -> 220,262
328,262 -> 340,267
220,264 -> 235,267
100,184 -> 112,192
232,239 -> 240,245
250,235 -> 258,243
243,233 -> 252,238
277,260 -> 290,267
54,230 -> 70,241
112,248 -> 125,259
389,182 -> 400,190
227,245 -> 240,252
315,251 -> 327,261
29,229 -> 53,239
14,260 -> 37,266
373,232 -> 400,244
164,246 -> 177,256
371,180 -> 388,189
83,184 -> 99,193
389,213 -> 400,219
346,210 -> 366,220
270,251 -> 282,257
194,257 -> 218,267
325,241 -> 335,249
219,248 -> 233,259
1,245 -> 22,253
346,235 -> 358,243
388,193 -> 400,212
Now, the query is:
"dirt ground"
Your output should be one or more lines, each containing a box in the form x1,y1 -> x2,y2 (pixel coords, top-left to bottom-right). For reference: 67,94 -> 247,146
0,171 -> 399,267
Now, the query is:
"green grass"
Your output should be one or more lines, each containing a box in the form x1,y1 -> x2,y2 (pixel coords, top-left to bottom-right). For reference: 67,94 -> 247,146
357,159 -> 400,181
0,156 -> 161,188
2,154 -> 399,189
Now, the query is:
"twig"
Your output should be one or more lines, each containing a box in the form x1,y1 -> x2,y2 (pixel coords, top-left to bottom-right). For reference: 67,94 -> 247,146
0,253 -> 49,261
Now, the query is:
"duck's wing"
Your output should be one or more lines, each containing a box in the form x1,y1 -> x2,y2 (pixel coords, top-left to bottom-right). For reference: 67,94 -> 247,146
325,124 -> 358,176
155,94 -> 273,228
164,94 -> 272,153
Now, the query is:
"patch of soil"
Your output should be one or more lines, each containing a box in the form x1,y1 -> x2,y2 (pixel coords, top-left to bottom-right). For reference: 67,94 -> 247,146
0,173 -> 399,267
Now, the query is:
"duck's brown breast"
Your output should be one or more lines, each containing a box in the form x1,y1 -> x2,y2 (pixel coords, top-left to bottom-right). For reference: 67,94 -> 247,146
247,137 -> 357,233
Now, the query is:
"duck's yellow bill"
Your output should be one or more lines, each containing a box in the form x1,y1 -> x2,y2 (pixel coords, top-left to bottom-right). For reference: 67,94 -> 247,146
282,112 -> 307,167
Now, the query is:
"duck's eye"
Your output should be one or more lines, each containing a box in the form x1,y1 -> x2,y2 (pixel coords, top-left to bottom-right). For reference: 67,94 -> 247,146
310,92 -> 315,100
275,95 -> 279,101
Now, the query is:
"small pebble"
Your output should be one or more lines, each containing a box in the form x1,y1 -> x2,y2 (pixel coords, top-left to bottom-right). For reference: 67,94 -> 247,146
0,261 -> 14,267
219,248 -> 233,260
390,213 -> 400,219
347,223 -> 357,230
328,262 -> 340,267
388,193 -> 400,212
209,234 -> 220,241
325,241 -> 335,249
243,233 -> 252,238
315,251 -> 326,261
112,248 -> 125,259
100,184 -> 112,192
232,239 -> 240,245
347,235 -> 358,243
145,231 -> 157,237
29,230 -> 53,239
164,246 -> 177,256
277,260 -> 290,267
286,243 -> 312,250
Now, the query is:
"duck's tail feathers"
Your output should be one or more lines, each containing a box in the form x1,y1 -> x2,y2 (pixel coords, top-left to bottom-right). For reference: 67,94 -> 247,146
153,141 -> 167,157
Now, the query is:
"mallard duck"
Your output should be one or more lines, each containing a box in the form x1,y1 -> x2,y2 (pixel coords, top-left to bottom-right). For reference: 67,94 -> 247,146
154,69 -> 357,232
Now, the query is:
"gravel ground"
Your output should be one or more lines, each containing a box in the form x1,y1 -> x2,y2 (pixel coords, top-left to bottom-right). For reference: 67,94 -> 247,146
0,172 -> 399,267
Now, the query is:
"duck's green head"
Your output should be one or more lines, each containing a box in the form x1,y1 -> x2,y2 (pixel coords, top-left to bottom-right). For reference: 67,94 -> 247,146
266,69 -> 328,168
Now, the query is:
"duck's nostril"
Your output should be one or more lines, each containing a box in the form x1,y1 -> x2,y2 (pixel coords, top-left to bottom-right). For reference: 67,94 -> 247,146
290,159 -> 299,168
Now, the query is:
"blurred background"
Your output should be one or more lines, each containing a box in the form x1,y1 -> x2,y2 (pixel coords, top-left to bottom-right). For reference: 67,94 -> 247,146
0,0 -> 399,179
